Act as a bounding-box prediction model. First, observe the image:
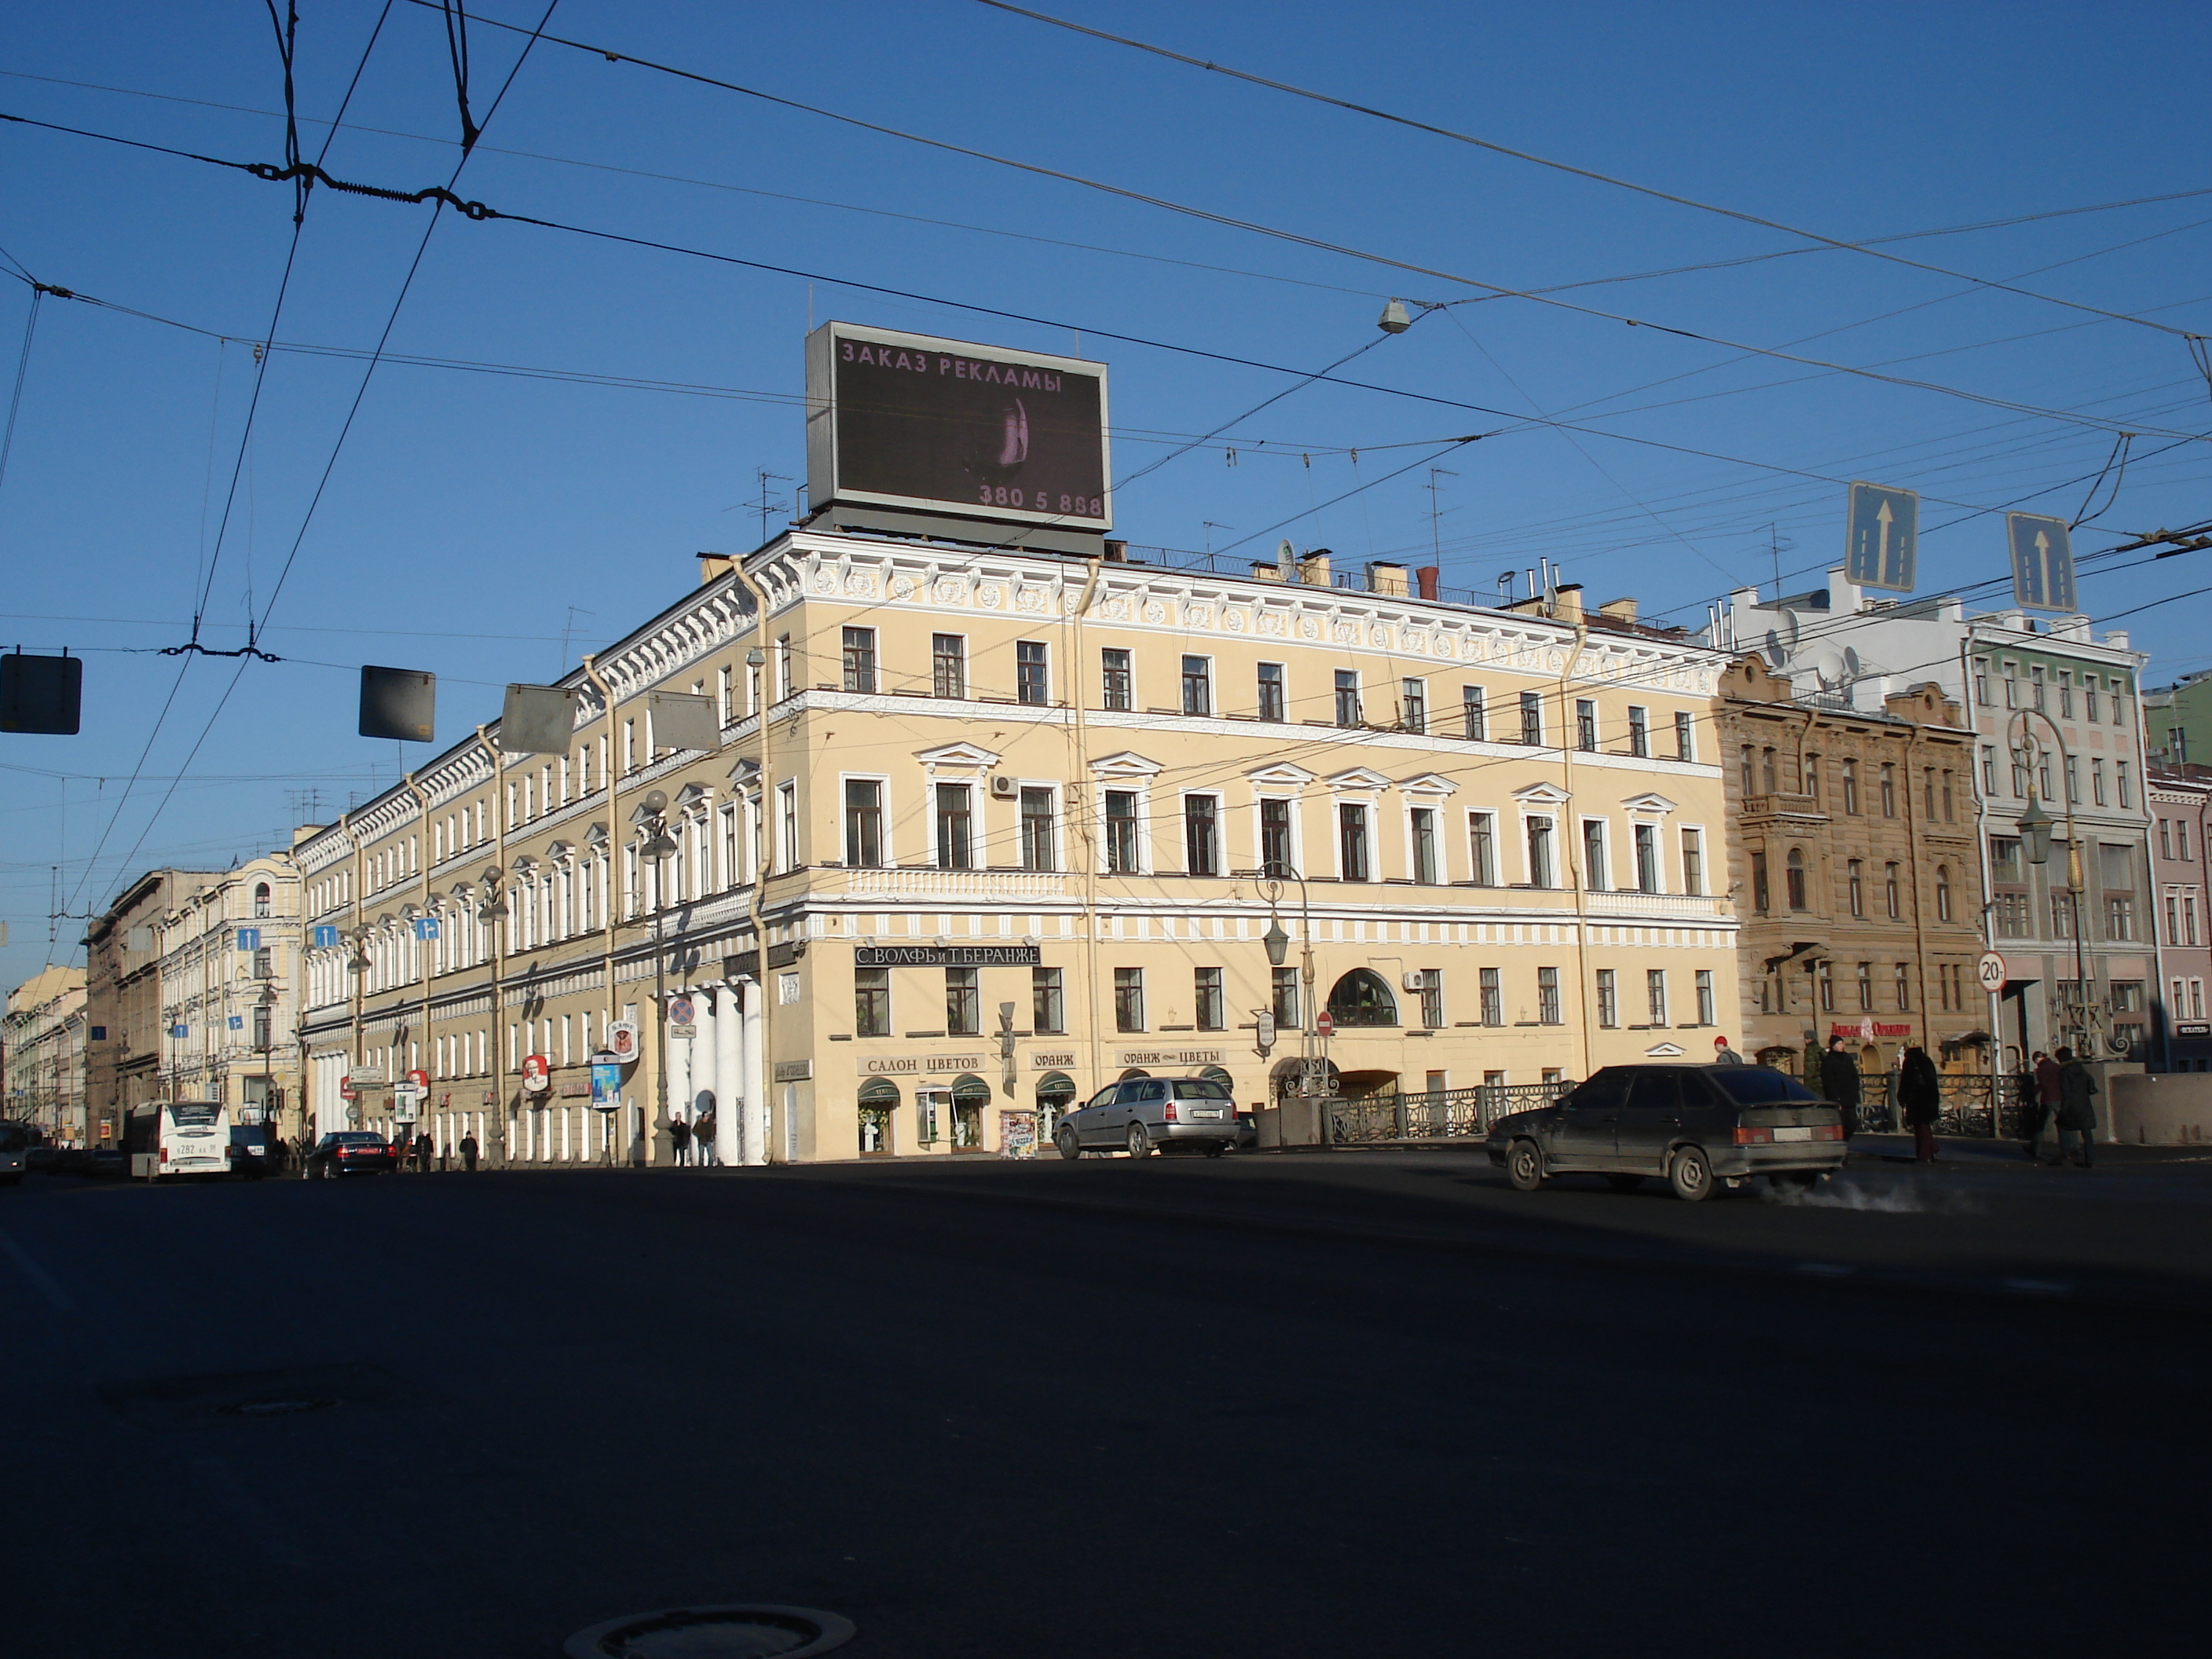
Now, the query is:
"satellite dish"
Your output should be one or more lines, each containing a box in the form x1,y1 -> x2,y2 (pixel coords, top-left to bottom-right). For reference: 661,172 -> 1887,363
1776,606 -> 1803,644
1842,646 -> 1862,678
1763,630 -> 1787,669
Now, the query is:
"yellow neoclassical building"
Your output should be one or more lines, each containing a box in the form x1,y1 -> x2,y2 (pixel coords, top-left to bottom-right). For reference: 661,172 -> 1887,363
296,529 -> 1739,1164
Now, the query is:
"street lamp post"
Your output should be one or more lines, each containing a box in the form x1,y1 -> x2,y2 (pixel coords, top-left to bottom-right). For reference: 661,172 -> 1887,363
475,866 -> 509,1165
1259,861 -> 1330,1141
2009,709 -> 2099,1056
632,791 -> 679,1163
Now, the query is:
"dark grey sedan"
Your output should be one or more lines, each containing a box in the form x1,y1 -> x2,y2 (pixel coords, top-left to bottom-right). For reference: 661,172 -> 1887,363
1054,1076 -> 1240,1159
1485,1064 -> 1845,1201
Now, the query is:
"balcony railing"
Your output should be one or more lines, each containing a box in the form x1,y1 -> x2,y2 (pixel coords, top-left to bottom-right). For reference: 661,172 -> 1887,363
1584,890 -> 1732,921
1741,792 -> 1825,819
840,866 -> 1071,901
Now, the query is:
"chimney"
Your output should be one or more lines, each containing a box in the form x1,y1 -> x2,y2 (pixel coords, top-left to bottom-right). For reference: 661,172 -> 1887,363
1102,539 -> 1128,562
1599,596 -> 1639,624
698,552 -> 734,587
1368,562 -> 1410,597
1298,548 -> 1333,587
1416,566 -> 1440,600
1551,582 -> 1584,623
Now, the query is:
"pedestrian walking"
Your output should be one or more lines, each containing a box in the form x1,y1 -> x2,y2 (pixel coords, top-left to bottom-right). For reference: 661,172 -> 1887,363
2054,1046 -> 2099,1168
694,1106 -> 717,1167
669,1115 -> 692,1166
1899,1046 -> 1942,1164
1821,1036 -> 1862,1139
2016,1054 -> 2049,1161
460,1131 -> 479,1173
1711,1035 -> 1745,1066
415,1130 -> 434,1173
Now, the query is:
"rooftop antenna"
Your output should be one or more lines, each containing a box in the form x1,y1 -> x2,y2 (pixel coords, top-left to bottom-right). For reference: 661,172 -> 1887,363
1202,522 -> 1236,562
751,469 -> 792,547
557,606 -> 595,678
1496,569 -> 1517,604
1425,467 -> 1459,563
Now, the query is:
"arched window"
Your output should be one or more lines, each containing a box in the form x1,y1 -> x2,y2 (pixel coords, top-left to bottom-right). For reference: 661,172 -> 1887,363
1936,864 -> 1953,922
253,881 -> 272,918
1327,969 -> 1400,1028
1785,848 -> 1808,911
1847,859 -> 1864,917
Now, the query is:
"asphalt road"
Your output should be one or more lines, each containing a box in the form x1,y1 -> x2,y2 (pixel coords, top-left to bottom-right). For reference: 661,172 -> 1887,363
4,1145 -> 2207,1658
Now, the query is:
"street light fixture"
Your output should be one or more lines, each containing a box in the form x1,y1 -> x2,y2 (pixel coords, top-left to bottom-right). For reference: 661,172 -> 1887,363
1262,917 -> 1290,969
2016,795 -> 2053,866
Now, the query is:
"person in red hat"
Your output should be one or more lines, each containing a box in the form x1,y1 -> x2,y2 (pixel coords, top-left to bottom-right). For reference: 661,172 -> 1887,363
1711,1035 -> 1745,1066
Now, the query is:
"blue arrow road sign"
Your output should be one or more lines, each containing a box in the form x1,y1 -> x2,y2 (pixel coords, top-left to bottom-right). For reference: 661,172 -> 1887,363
313,925 -> 341,947
2007,514 -> 2077,611
236,927 -> 260,951
1845,482 -> 1918,592
413,917 -> 440,940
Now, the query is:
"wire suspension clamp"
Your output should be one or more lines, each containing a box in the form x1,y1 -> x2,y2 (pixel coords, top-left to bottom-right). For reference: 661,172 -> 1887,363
245,160 -> 501,221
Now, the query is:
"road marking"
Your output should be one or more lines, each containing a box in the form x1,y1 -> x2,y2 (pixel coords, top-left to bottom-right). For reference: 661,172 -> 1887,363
0,1230 -> 75,1311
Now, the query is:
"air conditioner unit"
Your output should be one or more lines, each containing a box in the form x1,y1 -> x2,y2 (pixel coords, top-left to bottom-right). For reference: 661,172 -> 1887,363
1402,970 -> 1430,992
988,775 -> 1019,799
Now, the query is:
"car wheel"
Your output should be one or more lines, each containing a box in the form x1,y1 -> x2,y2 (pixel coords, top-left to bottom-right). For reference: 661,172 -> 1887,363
1505,1139 -> 1546,1192
1126,1122 -> 1152,1159
1055,1127 -> 1082,1162
1668,1144 -> 1714,1203
1604,1173 -> 1644,1193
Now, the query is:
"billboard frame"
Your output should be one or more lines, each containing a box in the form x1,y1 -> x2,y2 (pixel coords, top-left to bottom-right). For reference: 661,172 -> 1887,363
805,320 -> 1111,548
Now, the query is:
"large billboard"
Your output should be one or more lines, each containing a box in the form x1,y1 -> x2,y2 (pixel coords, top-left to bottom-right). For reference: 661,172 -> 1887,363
806,322 -> 1111,535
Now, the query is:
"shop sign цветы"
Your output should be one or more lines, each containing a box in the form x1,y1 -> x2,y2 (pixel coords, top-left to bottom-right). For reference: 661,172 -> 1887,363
855,944 -> 1041,968
1116,1049 -> 1225,1068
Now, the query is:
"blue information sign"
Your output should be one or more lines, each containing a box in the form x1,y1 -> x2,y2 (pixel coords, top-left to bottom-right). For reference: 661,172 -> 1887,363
1845,482 -> 1918,592
236,927 -> 260,952
413,917 -> 440,940
2007,513 -> 2078,611
313,925 -> 341,947
170,1024 -> 188,1040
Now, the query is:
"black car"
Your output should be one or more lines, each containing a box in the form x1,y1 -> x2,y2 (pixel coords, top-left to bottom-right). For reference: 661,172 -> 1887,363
228,1126 -> 278,1179
303,1132 -> 400,1179
1485,1064 -> 1846,1202
84,1145 -> 127,1179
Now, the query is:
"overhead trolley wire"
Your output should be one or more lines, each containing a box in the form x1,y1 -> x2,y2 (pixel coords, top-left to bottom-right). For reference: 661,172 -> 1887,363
380,5 -> 2207,441
973,0 -> 2212,349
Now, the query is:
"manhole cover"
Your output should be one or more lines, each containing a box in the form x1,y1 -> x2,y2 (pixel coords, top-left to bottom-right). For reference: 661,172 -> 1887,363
218,1397 -> 336,1417
563,1606 -> 855,1659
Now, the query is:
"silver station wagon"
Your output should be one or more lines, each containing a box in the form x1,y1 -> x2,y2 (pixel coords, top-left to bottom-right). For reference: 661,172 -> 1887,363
1054,1076 -> 1240,1159
1485,1064 -> 1846,1201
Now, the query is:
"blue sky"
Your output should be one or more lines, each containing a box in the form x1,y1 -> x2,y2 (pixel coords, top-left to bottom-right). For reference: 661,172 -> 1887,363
2,1 -> 2208,994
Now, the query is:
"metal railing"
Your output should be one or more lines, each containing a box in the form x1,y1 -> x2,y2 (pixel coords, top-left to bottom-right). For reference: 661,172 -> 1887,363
1323,1081 -> 1573,1144
1838,1073 -> 2034,1138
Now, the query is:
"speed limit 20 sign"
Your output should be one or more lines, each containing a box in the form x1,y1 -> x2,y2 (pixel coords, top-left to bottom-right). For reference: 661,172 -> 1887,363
1976,952 -> 2009,994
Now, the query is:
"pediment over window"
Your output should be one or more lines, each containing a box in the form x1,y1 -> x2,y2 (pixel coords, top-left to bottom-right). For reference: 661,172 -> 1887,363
545,840 -> 574,864
675,782 -> 713,811
1621,792 -> 1678,815
1324,766 -> 1393,792
1089,749 -> 1163,778
1644,1041 -> 1685,1057
916,741 -> 1002,772
1245,761 -> 1317,788
1511,782 -> 1571,808
584,822 -> 609,851
1397,771 -> 1459,798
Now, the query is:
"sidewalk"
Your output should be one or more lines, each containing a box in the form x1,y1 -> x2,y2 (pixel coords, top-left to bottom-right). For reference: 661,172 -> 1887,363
1845,1131 -> 2212,1170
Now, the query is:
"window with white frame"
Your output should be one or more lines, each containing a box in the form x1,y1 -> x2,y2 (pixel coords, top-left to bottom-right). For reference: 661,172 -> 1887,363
1467,811 -> 1497,885
1409,807 -> 1438,883
1338,803 -> 1371,881
1020,788 -> 1056,873
1525,815 -> 1555,888
844,778 -> 884,867
1581,819 -> 1608,891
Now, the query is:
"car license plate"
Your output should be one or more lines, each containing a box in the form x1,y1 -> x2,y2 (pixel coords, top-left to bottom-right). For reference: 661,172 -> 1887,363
1189,1108 -> 1223,1120
1771,1126 -> 1814,1142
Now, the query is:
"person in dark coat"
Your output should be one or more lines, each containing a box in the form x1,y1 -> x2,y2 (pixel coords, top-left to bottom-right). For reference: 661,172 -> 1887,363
1711,1035 -> 1745,1066
668,1115 -> 692,1166
694,1107 -> 717,1167
2016,1053 -> 2049,1162
1898,1046 -> 1943,1164
1821,1037 -> 1862,1139
2053,1046 -> 2098,1168
460,1131 -> 479,1173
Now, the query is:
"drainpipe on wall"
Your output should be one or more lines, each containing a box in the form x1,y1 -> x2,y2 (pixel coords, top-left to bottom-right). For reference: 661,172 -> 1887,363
404,773 -> 436,1145
727,559 -> 774,1166
1555,595 -> 1594,1082
1064,553 -> 1108,1102
478,725 -> 509,1168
